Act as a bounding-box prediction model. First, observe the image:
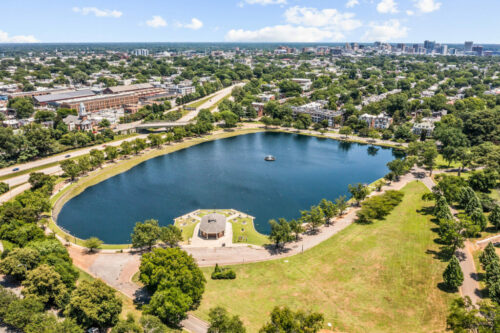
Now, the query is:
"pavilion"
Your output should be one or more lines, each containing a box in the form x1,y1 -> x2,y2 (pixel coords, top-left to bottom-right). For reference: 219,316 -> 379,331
199,213 -> 226,239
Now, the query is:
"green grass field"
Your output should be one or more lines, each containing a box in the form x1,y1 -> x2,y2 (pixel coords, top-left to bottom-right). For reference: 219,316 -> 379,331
194,181 -> 454,332
231,217 -> 269,246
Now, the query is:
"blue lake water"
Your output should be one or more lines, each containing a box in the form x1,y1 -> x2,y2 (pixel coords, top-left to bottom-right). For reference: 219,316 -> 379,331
57,132 -> 399,243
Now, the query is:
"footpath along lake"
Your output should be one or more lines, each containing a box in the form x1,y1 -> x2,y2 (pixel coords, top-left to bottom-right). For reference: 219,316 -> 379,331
57,132 -> 400,243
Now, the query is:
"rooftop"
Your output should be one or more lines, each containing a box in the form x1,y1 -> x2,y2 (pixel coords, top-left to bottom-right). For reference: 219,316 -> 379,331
199,213 -> 226,234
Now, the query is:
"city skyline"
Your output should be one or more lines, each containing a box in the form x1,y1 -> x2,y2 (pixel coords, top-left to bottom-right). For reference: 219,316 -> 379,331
0,0 -> 499,44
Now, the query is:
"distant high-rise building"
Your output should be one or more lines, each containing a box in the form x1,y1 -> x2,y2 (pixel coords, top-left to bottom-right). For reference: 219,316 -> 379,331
472,45 -> 484,56
424,40 -> 436,52
132,49 -> 149,56
464,41 -> 473,52
439,45 -> 448,55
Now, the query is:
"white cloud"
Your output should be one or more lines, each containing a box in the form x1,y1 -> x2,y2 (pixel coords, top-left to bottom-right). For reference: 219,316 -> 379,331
225,25 -> 343,42
183,18 -> 204,30
284,6 -> 362,31
0,30 -> 38,43
406,10 -> 415,15
376,0 -> 398,13
414,0 -> 442,13
346,0 -> 360,8
361,19 -> 408,42
146,16 -> 167,28
72,7 -> 122,18
244,0 -> 287,5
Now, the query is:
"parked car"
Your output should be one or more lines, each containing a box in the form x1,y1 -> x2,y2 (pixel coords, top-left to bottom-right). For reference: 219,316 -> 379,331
12,167 -> 19,172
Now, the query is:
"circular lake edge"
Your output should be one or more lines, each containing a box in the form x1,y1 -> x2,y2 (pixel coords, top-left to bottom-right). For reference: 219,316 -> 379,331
50,128 -> 402,248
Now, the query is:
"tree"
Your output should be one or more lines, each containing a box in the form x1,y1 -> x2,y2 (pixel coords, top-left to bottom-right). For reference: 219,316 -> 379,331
319,199 -> 337,225
468,169 -> 499,193
336,195 -> 348,215
220,111 -> 238,128
24,313 -> 84,333
139,248 -> 206,311
148,133 -> 163,148
90,149 -> 105,168
386,159 -> 408,181
160,225 -> 183,248
0,181 -> 9,195
489,205 -> 500,231
0,247 -> 40,280
22,264 -> 69,308
446,297 -> 480,332
140,315 -> 169,333
8,97 -> 34,119
77,156 -> 91,174
65,279 -> 122,329
288,219 -> 304,241
259,306 -> 324,333
301,206 -> 325,231
416,141 -> 439,175
438,219 -> 466,254
60,159 -> 81,181
208,306 -> 246,333
348,183 -> 369,206
83,237 -> 103,253
111,314 -> 142,333
479,242 -> 499,270
434,195 -> 453,220
132,138 -> 147,154
104,145 -> 119,161
145,287 -> 192,326
131,219 -> 161,250
268,218 -> 293,248
3,296 -> 44,330
120,141 -> 133,156
443,256 -> 464,291
28,172 -> 55,192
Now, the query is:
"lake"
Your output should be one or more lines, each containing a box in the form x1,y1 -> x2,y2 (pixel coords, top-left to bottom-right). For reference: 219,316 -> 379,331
57,132 -> 399,243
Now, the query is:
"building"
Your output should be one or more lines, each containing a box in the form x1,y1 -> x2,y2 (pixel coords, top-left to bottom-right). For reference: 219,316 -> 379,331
58,92 -> 141,113
291,78 -> 312,91
359,113 -> 393,129
167,84 -> 196,96
412,121 -> 435,136
34,89 -> 95,106
62,103 -> 92,131
424,40 -> 436,53
291,101 -> 342,127
132,49 -> 149,56
199,213 -> 226,239
464,41 -> 473,52
103,83 -> 155,95
251,102 -> 265,117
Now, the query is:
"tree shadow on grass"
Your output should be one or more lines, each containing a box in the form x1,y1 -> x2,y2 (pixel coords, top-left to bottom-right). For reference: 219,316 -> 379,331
133,286 -> 150,310
437,282 -> 459,293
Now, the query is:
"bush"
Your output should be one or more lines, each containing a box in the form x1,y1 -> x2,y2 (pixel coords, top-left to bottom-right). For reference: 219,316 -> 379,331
356,190 -> 404,224
0,182 -> 9,195
211,264 -> 236,280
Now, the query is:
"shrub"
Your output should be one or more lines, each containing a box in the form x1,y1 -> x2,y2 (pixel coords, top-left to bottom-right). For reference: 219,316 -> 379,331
356,190 -> 404,224
211,264 -> 236,280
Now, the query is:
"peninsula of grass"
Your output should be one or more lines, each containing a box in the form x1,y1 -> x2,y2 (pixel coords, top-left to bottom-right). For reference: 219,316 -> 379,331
231,217 -> 269,246
194,181 -> 454,332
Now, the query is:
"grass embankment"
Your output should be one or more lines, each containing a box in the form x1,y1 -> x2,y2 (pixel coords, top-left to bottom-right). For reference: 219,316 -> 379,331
50,128 -> 266,249
185,95 -> 214,109
0,134 -> 138,182
194,181 -> 454,333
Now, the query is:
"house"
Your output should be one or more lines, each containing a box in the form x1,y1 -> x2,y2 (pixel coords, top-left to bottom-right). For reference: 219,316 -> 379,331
412,121 -> 435,136
251,102 -> 265,117
359,113 -> 393,129
291,78 -> 312,91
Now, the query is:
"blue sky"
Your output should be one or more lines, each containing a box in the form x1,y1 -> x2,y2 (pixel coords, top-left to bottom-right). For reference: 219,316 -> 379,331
0,0 -> 498,44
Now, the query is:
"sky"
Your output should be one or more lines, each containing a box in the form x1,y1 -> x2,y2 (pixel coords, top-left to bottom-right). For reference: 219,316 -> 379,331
0,0 -> 498,44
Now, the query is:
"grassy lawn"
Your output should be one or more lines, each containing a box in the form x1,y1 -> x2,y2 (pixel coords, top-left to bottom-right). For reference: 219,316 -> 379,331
174,217 -> 199,244
194,181 -> 454,332
231,217 -> 269,246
